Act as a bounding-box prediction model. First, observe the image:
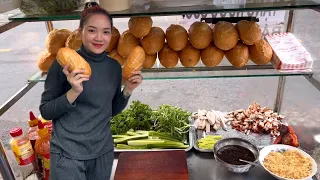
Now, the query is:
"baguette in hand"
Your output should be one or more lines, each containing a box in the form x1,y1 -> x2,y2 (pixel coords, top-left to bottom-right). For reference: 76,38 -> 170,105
57,47 -> 92,76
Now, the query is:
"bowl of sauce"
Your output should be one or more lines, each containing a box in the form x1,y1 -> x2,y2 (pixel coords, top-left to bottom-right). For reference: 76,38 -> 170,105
213,138 -> 259,173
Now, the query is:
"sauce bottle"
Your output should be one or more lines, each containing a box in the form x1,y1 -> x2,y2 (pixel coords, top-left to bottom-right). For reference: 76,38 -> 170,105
38,115 -> 52,135
27,111 -> 44,178
9,127 -> 39,179
28,111 -> 39,149
35,120 -> 51,180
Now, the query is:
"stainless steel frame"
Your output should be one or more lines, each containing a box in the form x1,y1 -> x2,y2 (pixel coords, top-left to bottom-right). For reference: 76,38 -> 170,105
0,140 -> 15,180
273,10 -> 294,113
0,83 -> 37,116
0,6 -> 320,180
273,76 -> 286,113
305,75 -> 320,91
0,83 -> 37,179
312,7 -> 320,13
0,21 -> 53,180
0,21 -> 24,34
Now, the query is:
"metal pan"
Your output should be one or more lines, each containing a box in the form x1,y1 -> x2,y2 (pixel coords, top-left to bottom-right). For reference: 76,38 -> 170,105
191,112 -> 274,153
114,119 -> 194,152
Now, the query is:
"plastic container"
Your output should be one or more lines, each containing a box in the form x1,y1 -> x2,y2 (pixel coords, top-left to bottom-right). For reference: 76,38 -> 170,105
99,0 -> 132,12
35,120 -> 51,180
9,127 -> 39,179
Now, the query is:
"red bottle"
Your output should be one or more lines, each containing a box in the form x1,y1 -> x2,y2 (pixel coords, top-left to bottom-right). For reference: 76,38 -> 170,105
28,111 -> 39,149
35,120 -> 51,180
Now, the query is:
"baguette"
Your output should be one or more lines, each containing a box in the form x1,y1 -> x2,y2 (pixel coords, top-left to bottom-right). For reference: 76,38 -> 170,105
106,26 -> 120,52
249,39 -> 273,65
46,29 -> 72,54
236,20 -> 262,45
37,49 -> 56,72
225,41 -> 249,68
57,47 -> 92,76
65,29 -> 82,50
213,21 -> 239,50
122,46 -> 145,79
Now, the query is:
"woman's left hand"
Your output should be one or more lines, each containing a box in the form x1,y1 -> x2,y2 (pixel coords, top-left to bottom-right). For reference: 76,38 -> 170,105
123,71 -> 143,92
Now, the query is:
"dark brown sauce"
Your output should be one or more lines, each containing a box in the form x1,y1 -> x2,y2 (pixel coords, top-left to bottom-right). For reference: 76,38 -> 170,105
216,145 -> 256,165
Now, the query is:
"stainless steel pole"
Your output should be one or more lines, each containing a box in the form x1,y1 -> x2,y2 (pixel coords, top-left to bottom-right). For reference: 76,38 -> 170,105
273,10 -> 294,113
0,20 -> 54,180
0,141 -> 15,180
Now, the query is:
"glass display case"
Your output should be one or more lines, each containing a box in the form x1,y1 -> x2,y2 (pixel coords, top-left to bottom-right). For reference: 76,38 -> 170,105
0,0 -> 320,179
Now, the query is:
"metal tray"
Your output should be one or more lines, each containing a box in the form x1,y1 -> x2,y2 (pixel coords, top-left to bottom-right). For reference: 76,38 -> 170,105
191,113 -> 275,153
114,119 -> 194,152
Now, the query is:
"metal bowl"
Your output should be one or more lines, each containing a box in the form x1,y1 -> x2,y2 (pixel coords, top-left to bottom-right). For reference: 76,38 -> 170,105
213,138 -> 260,173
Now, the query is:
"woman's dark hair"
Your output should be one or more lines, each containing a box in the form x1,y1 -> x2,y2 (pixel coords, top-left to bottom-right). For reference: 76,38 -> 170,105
79,2 -> 113,31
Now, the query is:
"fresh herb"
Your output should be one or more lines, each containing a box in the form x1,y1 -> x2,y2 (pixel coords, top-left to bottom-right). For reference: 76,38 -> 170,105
111,101 -> 192,143
152,104 -> 192,142
110,101 -> 153,135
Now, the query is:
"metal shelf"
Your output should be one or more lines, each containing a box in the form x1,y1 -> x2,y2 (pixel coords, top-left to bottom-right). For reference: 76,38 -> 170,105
8,0 -> 320,21
28,65 -> 313,83
1,3 -> 320,180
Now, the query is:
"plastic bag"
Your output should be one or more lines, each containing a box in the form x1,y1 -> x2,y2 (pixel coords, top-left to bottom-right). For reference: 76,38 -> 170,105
20,0 -> 86,15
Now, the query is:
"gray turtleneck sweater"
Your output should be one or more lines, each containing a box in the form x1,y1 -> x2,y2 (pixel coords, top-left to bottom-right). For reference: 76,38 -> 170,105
40,45 -> 129,160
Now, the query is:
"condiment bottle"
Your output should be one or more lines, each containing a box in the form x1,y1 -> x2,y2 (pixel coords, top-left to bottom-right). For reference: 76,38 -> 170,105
45,122 -> 52,136
38,115 -> 50,125
27,111 -> 43,178
9,127 -> 39,179
38,115 -> 52,135
28,111 -> 39,149
35,120 -> 51,180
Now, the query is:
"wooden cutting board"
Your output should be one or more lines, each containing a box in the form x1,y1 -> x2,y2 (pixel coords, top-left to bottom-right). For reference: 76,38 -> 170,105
114,150 -> 189,180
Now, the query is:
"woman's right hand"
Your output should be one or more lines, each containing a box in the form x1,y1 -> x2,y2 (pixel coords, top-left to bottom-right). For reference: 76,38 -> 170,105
62,64 -> 90,94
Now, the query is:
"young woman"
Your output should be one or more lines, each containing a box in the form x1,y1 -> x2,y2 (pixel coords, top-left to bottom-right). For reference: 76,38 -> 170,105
39,3 -> 142,180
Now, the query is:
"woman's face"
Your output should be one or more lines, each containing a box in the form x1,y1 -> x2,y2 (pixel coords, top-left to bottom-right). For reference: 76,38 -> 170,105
80,14 -> 112,54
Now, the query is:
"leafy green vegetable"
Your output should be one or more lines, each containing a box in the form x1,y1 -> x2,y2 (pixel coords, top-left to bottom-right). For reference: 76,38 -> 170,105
110,101 -> 153,135
152,104 -> 192,142
127,101 -> 154,130
20,0 -> 83,15
111,101 -> 192,143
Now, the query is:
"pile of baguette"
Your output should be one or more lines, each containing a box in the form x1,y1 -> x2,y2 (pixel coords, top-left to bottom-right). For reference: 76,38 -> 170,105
37,16 -> 273,74
106,17 -> 273,69
37,29 -> 83,72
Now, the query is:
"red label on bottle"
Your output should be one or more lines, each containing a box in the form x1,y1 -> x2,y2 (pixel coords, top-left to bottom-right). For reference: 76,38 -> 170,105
19,153 -> 36,165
